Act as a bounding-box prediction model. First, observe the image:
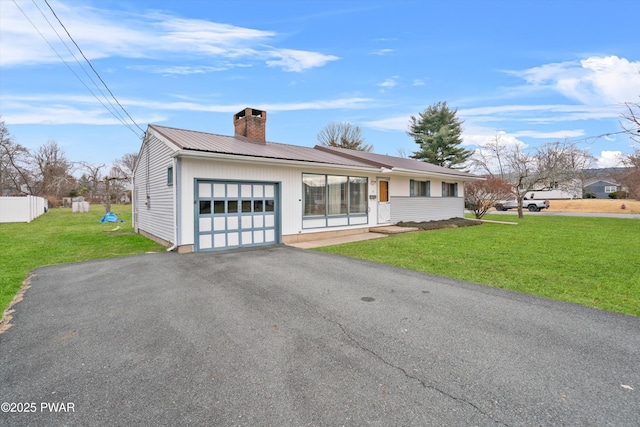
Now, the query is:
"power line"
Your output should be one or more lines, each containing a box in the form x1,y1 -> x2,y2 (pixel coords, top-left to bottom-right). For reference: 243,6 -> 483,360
10,0 -> 145,139
28,0 -> 134,133
42,0 -> 146,136
579,130 -> 628,145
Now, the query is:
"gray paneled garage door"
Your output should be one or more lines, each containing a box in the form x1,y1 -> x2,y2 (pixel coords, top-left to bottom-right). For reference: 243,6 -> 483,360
196,180 -> 279,251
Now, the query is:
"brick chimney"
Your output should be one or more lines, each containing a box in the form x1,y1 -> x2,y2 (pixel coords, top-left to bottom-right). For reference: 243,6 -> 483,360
233,108 -> 267,143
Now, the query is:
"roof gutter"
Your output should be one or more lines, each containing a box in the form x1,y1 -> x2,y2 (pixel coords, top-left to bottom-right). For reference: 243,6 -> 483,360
171,149 -> 379,173
389,167 -> 485,181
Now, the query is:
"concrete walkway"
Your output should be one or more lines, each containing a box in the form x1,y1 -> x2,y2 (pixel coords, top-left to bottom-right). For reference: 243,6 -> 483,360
286,225 -> 419,249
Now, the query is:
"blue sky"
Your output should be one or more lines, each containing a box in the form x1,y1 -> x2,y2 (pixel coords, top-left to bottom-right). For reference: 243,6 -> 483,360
1,0 -> 639,170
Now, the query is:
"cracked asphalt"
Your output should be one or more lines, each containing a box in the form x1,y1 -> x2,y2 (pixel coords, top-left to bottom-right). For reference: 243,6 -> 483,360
1,245 -> 639,426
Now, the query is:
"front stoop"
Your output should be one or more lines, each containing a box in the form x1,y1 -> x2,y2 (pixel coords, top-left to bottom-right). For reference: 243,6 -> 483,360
285,232 -> 387,249
369,225 -> 420,235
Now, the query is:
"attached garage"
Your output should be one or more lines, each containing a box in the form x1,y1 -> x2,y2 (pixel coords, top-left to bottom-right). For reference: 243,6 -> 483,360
195,180 -> 279,251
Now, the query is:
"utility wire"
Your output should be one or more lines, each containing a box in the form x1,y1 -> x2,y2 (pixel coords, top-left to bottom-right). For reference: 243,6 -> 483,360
579,130 -> 628,145
10,0 -> 142,139
42,0 -> 146,136
10,0 -> 145,139
29,0 -> 133,132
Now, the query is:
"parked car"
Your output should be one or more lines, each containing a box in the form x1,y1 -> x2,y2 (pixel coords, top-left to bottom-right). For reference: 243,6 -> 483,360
494,197 -> 550,212
464,197 -> 479,210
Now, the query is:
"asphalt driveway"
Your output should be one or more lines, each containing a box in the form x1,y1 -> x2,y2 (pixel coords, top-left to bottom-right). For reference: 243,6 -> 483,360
1,246 -> 639,426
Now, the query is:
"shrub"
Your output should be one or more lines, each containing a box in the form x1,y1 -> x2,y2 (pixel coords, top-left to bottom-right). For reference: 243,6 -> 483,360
608,191 -> 629,199
583,192 -> 597,199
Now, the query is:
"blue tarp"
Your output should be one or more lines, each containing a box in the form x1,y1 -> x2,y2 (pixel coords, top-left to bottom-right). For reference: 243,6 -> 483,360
100,212 -> 123,223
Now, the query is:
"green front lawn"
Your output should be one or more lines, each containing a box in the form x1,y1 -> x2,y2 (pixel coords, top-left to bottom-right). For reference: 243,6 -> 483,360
316,215 -> 640,316
0,205 -> 166,314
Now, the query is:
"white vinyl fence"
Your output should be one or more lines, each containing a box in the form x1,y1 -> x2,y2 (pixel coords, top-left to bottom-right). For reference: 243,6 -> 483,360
0,196 -> 48,223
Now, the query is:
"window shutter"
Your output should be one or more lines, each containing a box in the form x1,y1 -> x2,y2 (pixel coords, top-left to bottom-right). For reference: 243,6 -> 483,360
410,180 -> 415,197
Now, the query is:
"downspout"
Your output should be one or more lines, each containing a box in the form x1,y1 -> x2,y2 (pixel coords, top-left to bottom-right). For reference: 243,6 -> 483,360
167,156 -> 180,252
132,174 -> 137,233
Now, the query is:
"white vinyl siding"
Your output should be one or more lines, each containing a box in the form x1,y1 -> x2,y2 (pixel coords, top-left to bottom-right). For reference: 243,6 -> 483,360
390,196 -> 463,223
133,135 -> 176,244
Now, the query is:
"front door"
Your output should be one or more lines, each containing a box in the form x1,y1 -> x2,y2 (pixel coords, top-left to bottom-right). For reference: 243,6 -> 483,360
377,179 -> 390,223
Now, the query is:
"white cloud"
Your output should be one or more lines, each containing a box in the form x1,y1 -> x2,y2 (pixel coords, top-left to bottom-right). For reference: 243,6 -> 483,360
131,65 -> 231,75
512,129 -> 585,139
3,105 -> 164,126
508,56 -> 640,105
458,104 -> 623,130
264,49 -> 339,72
462,128 -> 528,149
371,49 -> 393,56
0,1 -> 338,72
412,79 -> 425,86
363,115 -> 407,131
596,150 -> 624,168
1,93 -> 373,125
377,77 -> 398,90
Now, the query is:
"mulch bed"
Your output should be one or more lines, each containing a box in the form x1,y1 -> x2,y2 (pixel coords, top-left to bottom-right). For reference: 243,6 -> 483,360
396,218 -> 482,231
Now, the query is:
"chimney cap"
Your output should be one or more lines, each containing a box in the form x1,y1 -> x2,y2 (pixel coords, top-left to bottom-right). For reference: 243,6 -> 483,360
234,108 -> 265,120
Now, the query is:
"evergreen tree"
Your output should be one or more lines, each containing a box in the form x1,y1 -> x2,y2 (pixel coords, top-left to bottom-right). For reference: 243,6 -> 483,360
408,101 -> 471,168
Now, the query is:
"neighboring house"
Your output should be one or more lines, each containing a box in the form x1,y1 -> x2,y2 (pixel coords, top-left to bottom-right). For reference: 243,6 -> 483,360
509,167 -> 630,200
132,108 -> 483,252
518,179 -> 582,200
583,179 -> 622,198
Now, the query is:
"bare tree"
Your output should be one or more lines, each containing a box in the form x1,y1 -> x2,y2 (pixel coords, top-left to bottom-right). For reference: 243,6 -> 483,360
622,101 -> 640,143
317,122 -> 373,152
111,152 -> 138,180
395,147 -> 408,158
615,152 -> 640,200
618,100 -> 640,199
78,162 -> 105,202
79,161 -> 131,213
464,176 -> 513,219
33,139 -> 75,202
471,135 -> 594,218
0,118 -> 34,195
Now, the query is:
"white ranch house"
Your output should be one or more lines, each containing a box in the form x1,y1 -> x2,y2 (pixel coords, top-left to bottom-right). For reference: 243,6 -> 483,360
132,108 -> 483,252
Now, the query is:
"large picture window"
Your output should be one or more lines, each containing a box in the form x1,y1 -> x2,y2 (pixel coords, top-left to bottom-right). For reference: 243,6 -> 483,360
303,174 -> 368,224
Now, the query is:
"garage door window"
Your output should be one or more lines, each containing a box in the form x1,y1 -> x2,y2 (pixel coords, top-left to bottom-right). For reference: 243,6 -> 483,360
199,200 -> 211,214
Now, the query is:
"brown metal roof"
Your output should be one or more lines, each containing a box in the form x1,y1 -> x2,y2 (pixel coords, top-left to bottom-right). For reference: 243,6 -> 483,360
148,124 -> 481,180
148,124 -> 375,169
314,145 -> 479,178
